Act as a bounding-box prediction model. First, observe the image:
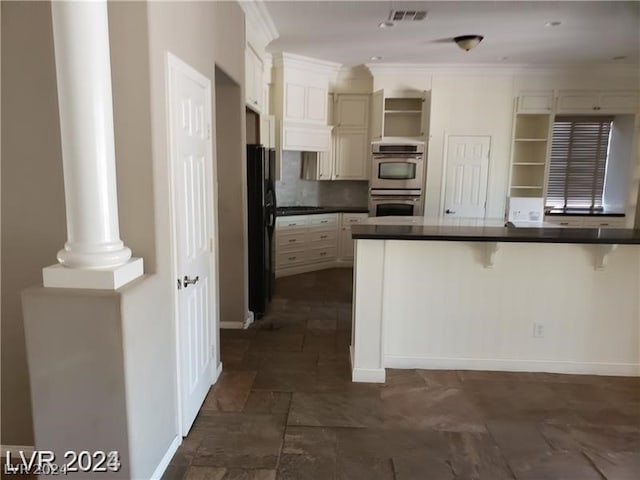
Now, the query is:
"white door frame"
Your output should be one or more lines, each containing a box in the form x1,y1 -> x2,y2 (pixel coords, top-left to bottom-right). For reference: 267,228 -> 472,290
439,133 -> 492,218
166,52 -> 221,437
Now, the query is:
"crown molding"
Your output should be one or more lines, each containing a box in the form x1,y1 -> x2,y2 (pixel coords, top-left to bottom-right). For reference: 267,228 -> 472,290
273,52 -> 342,75
366,62 -> 640,78
239,0 -> 279,50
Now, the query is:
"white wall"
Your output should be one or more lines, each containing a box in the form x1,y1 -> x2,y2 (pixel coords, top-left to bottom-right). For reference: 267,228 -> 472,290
2,3 -> 247,476
1,1 -> 65,446
427,75 -> 514,218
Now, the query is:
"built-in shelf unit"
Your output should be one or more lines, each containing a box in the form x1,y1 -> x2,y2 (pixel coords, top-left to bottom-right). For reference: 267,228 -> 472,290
509,113 -> 552,198
371,90 -> 428,141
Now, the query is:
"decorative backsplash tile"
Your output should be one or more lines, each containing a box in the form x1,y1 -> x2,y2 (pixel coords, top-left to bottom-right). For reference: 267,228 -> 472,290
276,151 -> 369,207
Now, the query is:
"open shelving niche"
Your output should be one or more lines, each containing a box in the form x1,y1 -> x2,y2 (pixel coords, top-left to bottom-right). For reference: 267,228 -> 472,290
508,113 -> 552,198
371,90 -> 428,141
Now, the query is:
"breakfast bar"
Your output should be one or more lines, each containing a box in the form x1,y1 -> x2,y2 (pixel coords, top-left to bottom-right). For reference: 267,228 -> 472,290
349,220 -> 640,382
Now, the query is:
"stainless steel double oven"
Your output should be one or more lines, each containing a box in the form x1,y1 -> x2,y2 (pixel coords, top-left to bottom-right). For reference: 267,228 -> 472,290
369,141 -> 426,217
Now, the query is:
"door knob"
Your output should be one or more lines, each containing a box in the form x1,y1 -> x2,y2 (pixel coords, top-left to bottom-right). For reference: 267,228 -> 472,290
445,209 -> 456,214
183,275 -> 200,287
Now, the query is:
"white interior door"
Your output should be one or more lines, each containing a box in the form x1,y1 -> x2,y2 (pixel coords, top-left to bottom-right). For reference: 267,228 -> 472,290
443,136 -> 491,218
168,54 -> 217,436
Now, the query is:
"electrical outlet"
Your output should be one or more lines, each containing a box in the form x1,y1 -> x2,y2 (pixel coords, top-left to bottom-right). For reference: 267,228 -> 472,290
533,322 -> 545,338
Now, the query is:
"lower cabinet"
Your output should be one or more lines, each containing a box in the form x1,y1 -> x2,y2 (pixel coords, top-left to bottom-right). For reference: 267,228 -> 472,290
544,215 -> 627,228
275,212 -> 369,277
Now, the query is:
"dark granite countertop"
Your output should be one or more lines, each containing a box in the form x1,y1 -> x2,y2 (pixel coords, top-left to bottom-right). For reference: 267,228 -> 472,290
351,224 -> 640,245
276,206 -> 369,216
545,209 -> 625,217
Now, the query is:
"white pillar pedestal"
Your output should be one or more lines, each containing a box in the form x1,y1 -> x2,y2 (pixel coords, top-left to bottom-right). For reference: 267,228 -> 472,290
44,0 -> 143,289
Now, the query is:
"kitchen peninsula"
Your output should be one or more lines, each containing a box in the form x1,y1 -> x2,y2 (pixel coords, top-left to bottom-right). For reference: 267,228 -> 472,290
349,219 -> 640,382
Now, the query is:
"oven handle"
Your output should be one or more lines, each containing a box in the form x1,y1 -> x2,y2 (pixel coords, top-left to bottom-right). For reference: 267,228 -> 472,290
372,155 -> 423,161
370,196 -> 421,202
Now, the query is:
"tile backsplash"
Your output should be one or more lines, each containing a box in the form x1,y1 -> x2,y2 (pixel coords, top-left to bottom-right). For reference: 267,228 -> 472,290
276,151 -> 369,207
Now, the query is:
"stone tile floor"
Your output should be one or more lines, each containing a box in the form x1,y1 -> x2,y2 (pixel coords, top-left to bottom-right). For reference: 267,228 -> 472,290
163,268 -> 640,480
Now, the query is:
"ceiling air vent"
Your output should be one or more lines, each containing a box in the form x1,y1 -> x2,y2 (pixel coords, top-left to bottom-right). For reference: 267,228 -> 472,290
389,10 -> 427,21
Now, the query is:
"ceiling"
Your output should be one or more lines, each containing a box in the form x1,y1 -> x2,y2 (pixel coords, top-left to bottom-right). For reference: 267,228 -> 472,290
262,1 -> 640,67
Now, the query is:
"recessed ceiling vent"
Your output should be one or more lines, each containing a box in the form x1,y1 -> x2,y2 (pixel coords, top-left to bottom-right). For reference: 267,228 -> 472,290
389,10 -> 427,22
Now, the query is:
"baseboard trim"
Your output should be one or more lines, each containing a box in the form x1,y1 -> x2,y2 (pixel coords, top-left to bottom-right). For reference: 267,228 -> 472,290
220,321 -> 245,329
244,311 -> 255,329
352,366 -> 386,383
149,435 -> 181,480
1,445 -> 35,457
384,355 -> 640,377
214,362 -> 223,383
350,347 -> 386,382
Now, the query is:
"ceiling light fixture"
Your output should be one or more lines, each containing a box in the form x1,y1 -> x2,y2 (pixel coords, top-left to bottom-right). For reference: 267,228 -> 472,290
545,21 -> 562,27
454,35 -> 484,51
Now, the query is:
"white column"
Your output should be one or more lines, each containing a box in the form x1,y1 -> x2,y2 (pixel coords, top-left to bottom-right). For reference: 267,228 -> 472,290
43,0 -> 142,289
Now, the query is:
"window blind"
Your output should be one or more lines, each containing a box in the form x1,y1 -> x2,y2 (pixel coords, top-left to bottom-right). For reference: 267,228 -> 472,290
547,116 -> 613,209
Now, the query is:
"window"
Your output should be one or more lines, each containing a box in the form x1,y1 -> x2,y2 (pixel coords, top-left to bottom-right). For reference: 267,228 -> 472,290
546,116 -> 613,209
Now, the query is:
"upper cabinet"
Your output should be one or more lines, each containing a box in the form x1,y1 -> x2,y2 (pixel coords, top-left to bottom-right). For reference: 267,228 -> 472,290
371,90 -> 428,141
556,90 -> 639,114
516,91 -> 554,114
302,93 -> 370,181
245,45 -> 264,113
335,94 -> 370,129
272,53 -> 340,155
334,130 -> 369,180
272,53 -> 340,127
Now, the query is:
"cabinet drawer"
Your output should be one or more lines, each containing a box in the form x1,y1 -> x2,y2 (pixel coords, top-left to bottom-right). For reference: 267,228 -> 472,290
341,213 -> 368,225
276,215 -> 308,229
582,218 -> 626,228
307,228 -> 338,244
307,245 -> 337,263
277,231 -> 307,249
309,214 -> 338,227
545,217 -> 584,227
276,249 -> 307,267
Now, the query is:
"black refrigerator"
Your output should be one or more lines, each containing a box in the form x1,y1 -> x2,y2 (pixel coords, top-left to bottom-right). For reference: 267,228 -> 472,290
246,144 -> 276,318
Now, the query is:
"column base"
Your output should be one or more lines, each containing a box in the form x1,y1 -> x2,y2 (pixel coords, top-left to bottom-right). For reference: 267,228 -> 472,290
42,257 -> 143,289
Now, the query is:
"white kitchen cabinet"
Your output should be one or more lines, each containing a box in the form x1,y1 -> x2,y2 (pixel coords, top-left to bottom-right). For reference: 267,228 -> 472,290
302,130 -> 369,181
281,123 -> 332,152
371,89 -> 428,141
544,215 -> 627,228
516,91 -> 554,113
556,90 -> 639,114
301,94 -> 370,181
272,53 -> 339,126
275,212 -> 368,276
334,131 -> 369,180
338,213 -> 368,261
301,150 -> 333,180
335,94 -> 370,129
245,45 -> 263,112
275,214 -> 339,276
